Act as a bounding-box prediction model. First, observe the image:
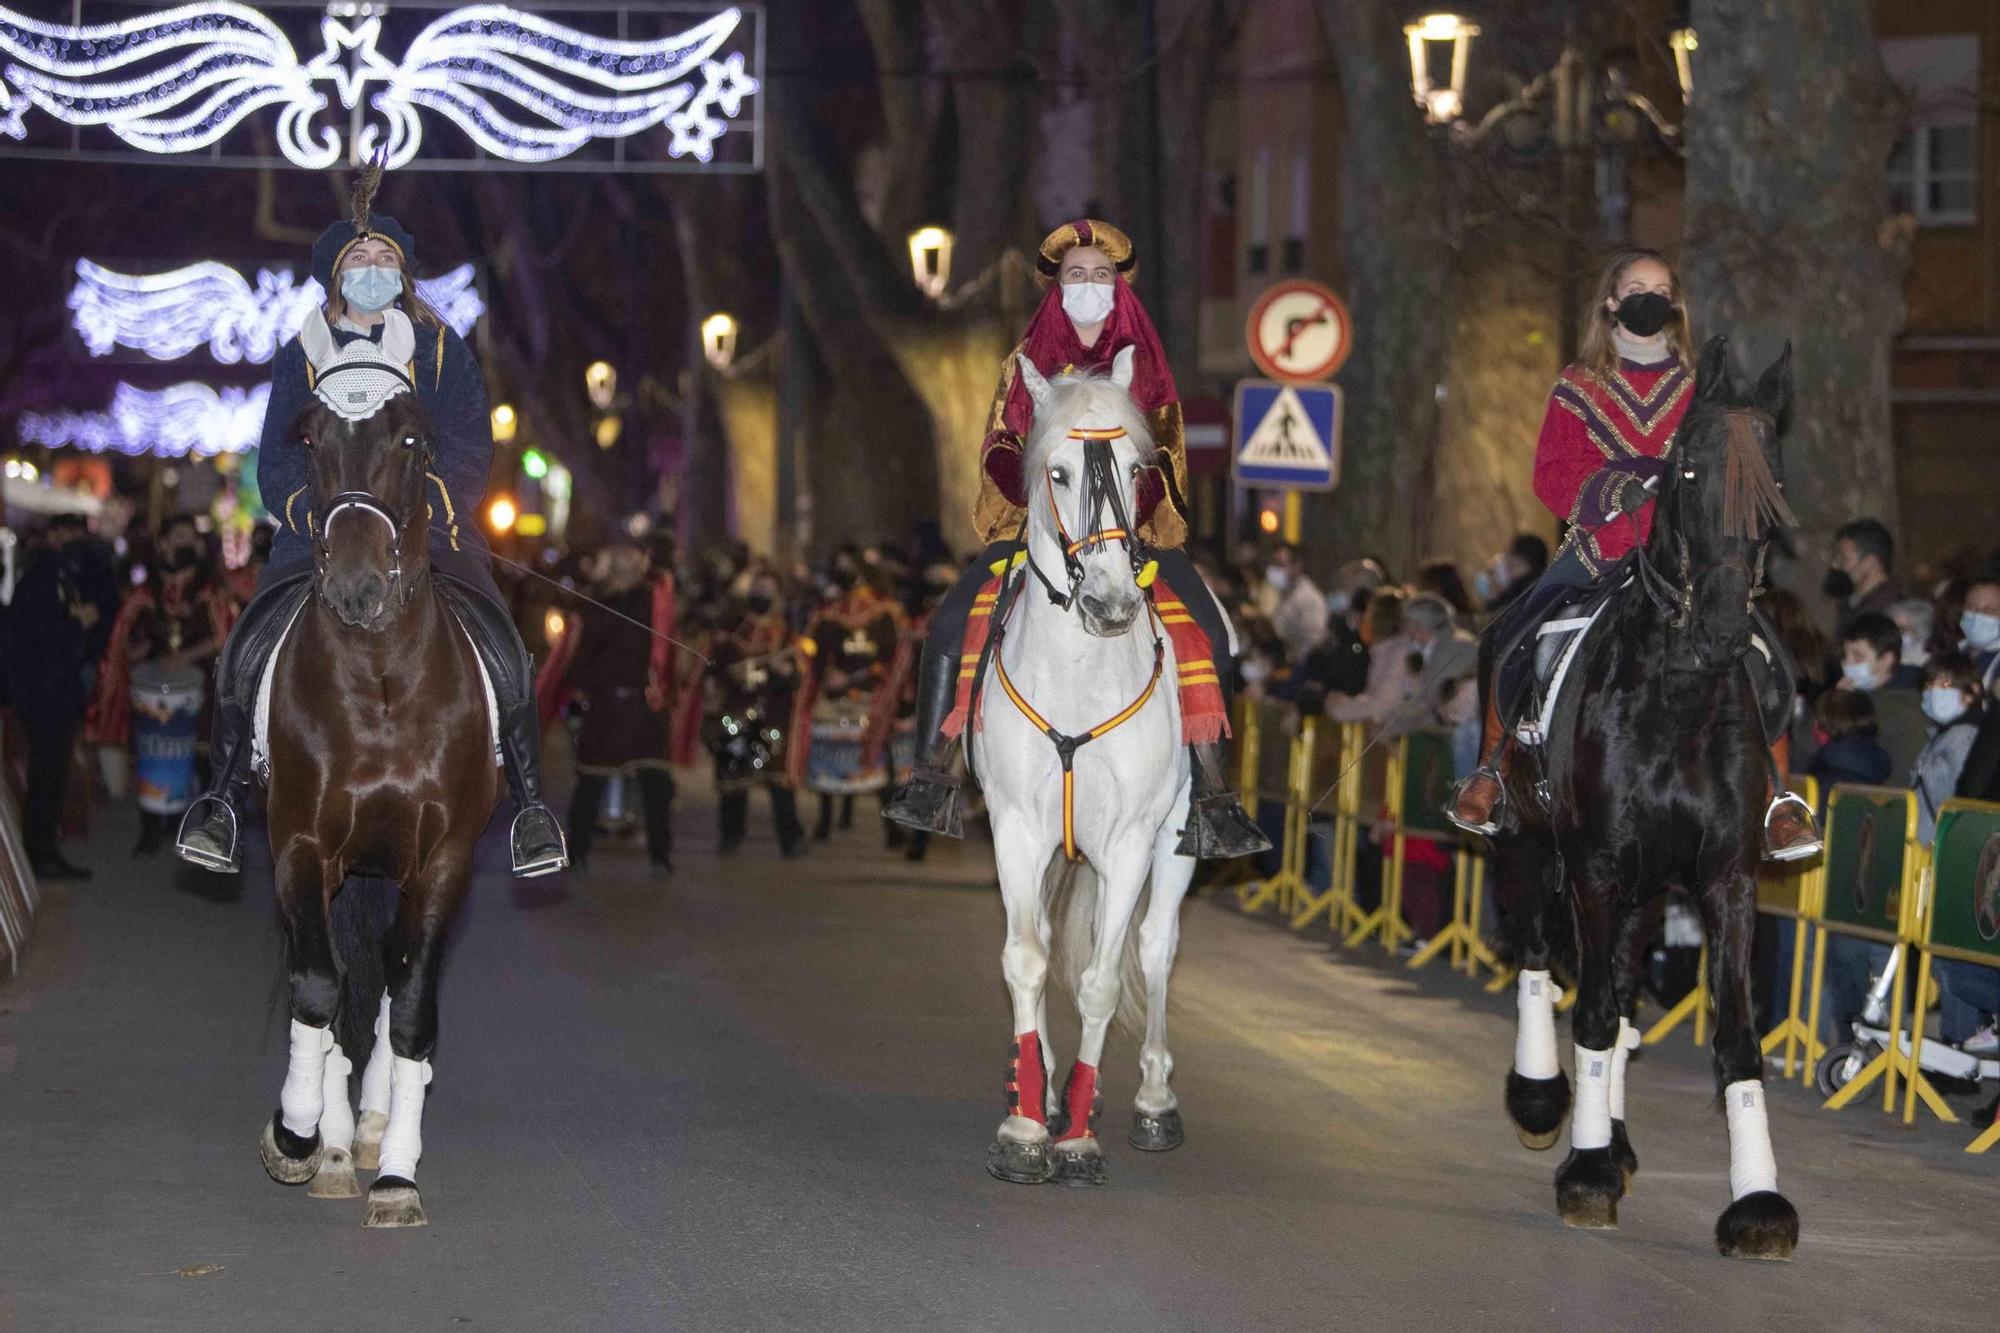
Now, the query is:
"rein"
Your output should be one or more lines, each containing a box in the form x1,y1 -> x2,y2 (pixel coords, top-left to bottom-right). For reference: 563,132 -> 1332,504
1024,426 -> 1159,611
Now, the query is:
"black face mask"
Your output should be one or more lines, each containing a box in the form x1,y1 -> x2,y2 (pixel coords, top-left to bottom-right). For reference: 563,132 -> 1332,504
161,548 -> 199,572
1613,291 -> 1674,339
832,568 -> 858,591
747,594 -> 774,614
1822,567 -> 1856,600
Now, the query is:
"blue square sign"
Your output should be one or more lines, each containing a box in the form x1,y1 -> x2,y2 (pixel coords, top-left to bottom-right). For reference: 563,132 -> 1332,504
1232,379 -> 1341,490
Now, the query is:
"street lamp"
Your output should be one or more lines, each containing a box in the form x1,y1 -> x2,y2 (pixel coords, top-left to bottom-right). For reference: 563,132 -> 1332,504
486,495 -> 517,533
584,360 -> 617,411
1404,13 -> 1479,125
701,312 -> 738,369
490,402 -> 518,444
1668,28 -> 1697,100
907,225 -> 954,299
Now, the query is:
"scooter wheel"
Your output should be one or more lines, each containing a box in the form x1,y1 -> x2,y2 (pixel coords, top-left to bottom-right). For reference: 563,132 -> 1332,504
1816,1041 -> 1866,1099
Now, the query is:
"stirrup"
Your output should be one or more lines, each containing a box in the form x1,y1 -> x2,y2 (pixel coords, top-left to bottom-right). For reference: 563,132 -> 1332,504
1762,792 -> 1822,863
510,806 -> 570,878
175,796 -> 242,874
883,767 -> 965,839
1443,767 -> 1505,838
1175,792 -> 1270,859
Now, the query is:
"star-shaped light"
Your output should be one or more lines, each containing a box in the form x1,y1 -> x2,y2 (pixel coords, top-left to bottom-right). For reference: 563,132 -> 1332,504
700,53 -> 758,119
667,107 -> 724,162
305,16 -> 398,110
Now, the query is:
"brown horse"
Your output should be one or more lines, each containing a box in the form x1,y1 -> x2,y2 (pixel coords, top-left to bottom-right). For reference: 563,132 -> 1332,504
253,365 -> 498,1229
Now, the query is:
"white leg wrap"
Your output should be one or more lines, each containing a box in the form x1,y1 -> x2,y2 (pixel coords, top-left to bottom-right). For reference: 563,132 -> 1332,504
359,993 -> 393,1117
1724,1079 -> 1778,1200
1514,970 -> 1560,1080
1607,1018 -> 1640,1122
319,1042 -> 355,1152
376,1056 -> 433,1182
280,1020 -> 333,1138
1570,1043 -> 1613,1150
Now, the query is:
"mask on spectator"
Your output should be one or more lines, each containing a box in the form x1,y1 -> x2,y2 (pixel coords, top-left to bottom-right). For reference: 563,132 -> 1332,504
1962,611 -> 2000,652
1902,635 -> 1931,669
1840,661 -> 1880,692
1821,567 -> 1855,600
747,592 -> 774,614
1924,688 -> 1969,726
1472,569 -> 1496,603
1240,659 -> 1271,685
1612,291 -> 1673,338
1327,590 -> 1351,616
1264,566 -> 1289,593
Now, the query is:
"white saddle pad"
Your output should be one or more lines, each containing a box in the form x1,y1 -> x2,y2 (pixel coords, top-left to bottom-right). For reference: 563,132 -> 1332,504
253,604 -> 502,780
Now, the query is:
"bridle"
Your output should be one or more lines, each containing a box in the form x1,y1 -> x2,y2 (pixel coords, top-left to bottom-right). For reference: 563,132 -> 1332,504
1634,406 -> 1778,635
307,362 -> 429,613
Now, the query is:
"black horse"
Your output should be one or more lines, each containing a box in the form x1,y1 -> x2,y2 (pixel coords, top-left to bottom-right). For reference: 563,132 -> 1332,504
1496,336 -> 1801,1261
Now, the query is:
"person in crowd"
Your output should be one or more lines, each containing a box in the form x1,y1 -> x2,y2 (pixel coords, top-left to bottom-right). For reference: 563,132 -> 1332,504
1327,588 -> 1414,730
1444,248 -> 1820,858
1835,611 -> 1928,780
1415,561 -> 1475,620
703,571 -> 808,858
224,520 -> 275,605
1393,594 -> 1478,737
798,549 -> 906,842
1758,585 -> 1832,766
1476,533 -> 1550,612
1293,557 -> 1385,700
541,543 -> 677,878
888,220 -> 1261,857
1914,651 -> 1984,847
1804,688 -> 1892,795
3,515 -> 97,880
1825,517 -> 1902,636
86,513 -> 240,855
1956,570 -> 2000,693
1888,596 -> 1934,679
175,178 -> 566,878
1264,543 -> 1328,667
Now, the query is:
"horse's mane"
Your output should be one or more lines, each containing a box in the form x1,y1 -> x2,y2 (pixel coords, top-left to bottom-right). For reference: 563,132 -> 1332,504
1020,370 -> 1155,476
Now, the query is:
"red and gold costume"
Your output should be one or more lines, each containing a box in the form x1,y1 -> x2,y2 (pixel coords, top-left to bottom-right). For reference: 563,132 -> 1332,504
1532,354 -> 1693,576
85,577 -> 239,748
974,219 -> 1189,549
793,586 -> 908,789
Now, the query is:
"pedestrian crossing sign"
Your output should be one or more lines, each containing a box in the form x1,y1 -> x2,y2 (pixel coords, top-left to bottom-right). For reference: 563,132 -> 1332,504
1232,379 -> 1341,490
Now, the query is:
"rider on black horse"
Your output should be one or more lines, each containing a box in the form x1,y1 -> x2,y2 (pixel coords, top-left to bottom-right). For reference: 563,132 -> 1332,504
176,175 -> 567,878
884,219 -> 1266,859
1444,248 -> 1820,862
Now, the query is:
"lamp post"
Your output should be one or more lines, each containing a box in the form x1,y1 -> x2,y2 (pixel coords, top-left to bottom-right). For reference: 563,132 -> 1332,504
906,226 -> 954,300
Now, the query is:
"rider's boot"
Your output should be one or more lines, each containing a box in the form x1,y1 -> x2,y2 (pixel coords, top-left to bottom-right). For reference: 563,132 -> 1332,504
882,643 -> 967,838
1762,734 -> 1822,862
1177,742 -> 1271,858
440,579 -> 568,877
1447,700 -> 1511,836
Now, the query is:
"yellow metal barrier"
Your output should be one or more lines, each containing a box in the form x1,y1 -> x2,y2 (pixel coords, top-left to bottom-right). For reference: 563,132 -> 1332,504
1756,776 -> 1826,1079
1808,784 -> 1950,1118
1904,798 -> 2000,1139
1238,705 -> 1311,918
1640,943 -> 1708,1048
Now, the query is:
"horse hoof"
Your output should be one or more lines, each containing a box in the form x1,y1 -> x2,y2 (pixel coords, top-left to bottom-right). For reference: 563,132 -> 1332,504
1715,1191 -> 1798,1261
1555,1147 -> 1624,1230
1610,1120 -> 1639,1190
363,1177 -> 428,1228
986,1139 -> 1053,1185
355,1111 -> 389,1171
260,1112 -> 323,1186
1128,1108 -> 1185,1153
308,1147 -> 362,1199
1051,1139 -> 1108,1188
1506,1070 -> 1570,1151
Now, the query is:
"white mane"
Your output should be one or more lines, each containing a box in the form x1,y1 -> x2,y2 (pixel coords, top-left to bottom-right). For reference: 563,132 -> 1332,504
1020,370 -> 1155,475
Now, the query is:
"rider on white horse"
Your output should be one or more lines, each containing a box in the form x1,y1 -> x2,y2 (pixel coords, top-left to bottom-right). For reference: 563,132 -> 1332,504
887,219 -> 1266,861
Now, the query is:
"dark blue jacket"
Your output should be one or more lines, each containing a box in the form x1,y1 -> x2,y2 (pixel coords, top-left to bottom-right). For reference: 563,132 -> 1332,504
255,320 -> 493,588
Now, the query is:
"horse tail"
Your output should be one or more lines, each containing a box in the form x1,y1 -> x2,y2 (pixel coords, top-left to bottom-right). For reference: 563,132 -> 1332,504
1046,860 -> 1150,1036
330,876 -> 400,1065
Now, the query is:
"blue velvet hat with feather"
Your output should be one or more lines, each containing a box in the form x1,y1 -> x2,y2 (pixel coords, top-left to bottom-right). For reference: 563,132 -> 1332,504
310,158 -> 416,291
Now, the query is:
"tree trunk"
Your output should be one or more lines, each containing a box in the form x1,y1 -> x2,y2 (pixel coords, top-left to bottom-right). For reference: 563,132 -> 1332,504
1683,0 -> 1910,602
1310,0 -> 1452,574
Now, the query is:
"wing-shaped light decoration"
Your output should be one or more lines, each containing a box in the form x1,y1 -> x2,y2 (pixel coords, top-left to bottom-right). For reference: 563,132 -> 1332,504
70,259 -> 486,363
20,381 -> 272,457
0,3 -> 759,170
0,2 -> 337,167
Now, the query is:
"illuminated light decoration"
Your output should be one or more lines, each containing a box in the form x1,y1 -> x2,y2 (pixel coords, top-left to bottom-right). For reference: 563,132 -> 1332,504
19,381 -> 271,457
584,360 -> 615,410
490,402 -> 518,444
594,414 -> 622,449
543,608 -> 566,642
68,258 -> 484,363
513,512 -> 547,537
1668,28 -> 1697,99
520,448 -> 548,479
907,226 -> 953,299
1404,13 -> 1480,125
700,311 -> 737,369
486,495 -> 517,533
0,3 -> 760,170
1257,507 -> 1281,535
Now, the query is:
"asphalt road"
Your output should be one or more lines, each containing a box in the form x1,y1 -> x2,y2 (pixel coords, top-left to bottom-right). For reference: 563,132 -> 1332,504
3,765 -> 1997,1332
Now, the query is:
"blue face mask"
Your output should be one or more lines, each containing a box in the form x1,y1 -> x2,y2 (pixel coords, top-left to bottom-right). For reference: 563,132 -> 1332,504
1962,611 -> 2000,653
1924,688 -> 1970,727
1841,661 -> 1880,692
340,264 -> 403,315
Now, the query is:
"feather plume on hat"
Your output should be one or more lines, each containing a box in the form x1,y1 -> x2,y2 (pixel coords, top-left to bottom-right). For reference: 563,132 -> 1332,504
350,154 -> 384,236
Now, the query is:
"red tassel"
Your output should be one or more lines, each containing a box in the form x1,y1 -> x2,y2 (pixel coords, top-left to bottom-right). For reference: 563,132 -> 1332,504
941,574 -> 1005,738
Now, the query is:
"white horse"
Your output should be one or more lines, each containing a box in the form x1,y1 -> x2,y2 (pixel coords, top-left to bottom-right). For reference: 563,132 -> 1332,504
972,348 -> 1209,1187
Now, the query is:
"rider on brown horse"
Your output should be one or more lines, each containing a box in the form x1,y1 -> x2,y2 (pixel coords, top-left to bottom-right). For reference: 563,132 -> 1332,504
175,181 -> 567,878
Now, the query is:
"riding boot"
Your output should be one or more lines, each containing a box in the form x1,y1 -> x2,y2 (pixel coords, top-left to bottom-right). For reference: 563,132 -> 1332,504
1447,701 -> 1511,837
882,643 -> 967,838
176,573 -> 311,873
1177,743 -> 1273,859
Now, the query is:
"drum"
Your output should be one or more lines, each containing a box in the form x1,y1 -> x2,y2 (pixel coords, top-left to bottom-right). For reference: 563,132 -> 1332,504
130,659 -> 205,815
807,699 -> 885,795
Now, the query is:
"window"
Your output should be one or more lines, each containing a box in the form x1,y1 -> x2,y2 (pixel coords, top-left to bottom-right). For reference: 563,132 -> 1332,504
1881,35 -> 1980,227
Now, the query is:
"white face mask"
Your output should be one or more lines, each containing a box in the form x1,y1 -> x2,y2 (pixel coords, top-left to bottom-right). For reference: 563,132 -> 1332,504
1902,635 -> 1931,669
1060,280 -> 1116,327
1841,661 -> 1881,692
1240,660 -> 1271,685
1265,565 -> 1289,592
1962,610 -> 2000,652
1327,590 -> 1352,616
1924,688 -> 1970,727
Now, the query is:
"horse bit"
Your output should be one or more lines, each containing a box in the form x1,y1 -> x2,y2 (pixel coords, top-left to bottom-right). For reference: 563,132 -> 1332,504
306,361 -> 429,612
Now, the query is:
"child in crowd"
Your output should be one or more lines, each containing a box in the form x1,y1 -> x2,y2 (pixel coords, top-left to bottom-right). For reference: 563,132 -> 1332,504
1914,651 -> 1984,846
1836,612 -> 1929,778
1805,688 -> 1892,801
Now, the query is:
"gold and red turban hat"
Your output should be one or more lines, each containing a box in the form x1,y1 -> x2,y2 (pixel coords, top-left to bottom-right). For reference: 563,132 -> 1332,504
1035,219 -> 1137,288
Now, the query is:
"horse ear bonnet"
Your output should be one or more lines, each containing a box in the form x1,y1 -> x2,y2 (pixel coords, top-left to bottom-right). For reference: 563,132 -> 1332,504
303,308 -> 419,422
